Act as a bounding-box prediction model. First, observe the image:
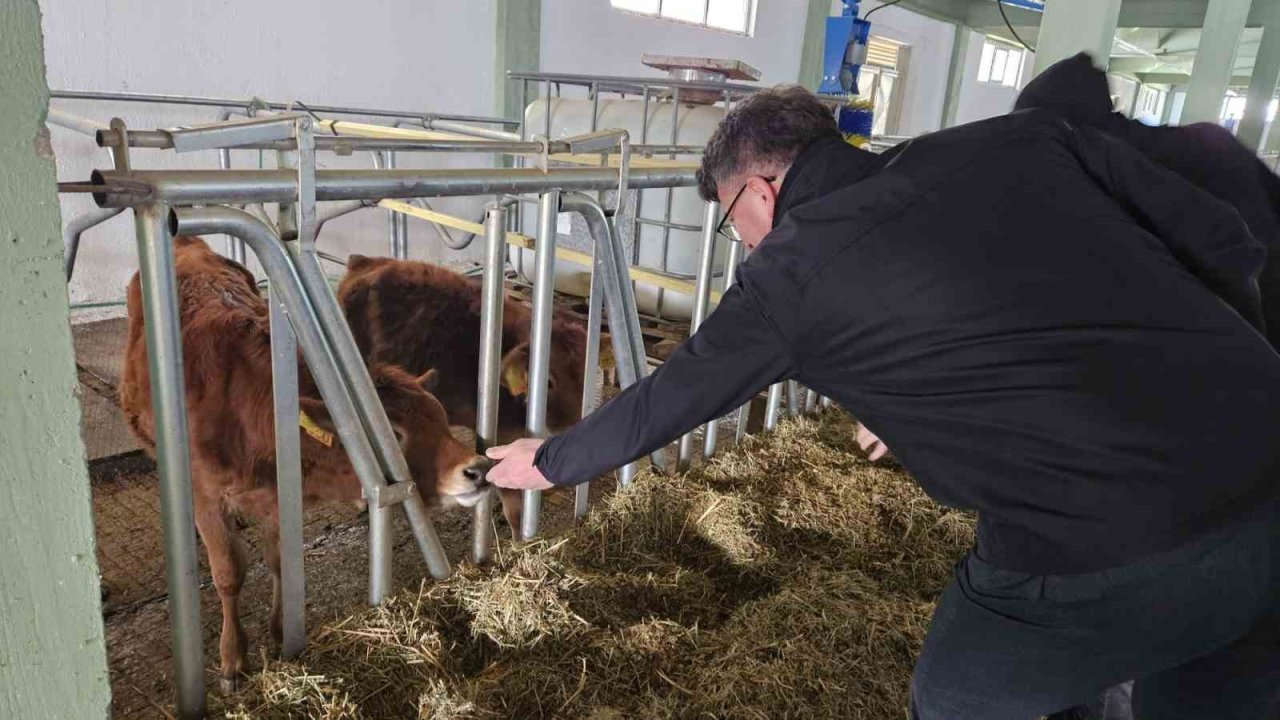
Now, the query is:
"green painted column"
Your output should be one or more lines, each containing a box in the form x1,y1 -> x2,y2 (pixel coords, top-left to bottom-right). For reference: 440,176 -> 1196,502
0,1 -> 111,718
1236,0 -> 1280,149
941,22 -> 972,128
1031,0 -> 1123,77
799,0 -> 834,90
494,0 -> 542,123
1181,0 -> 1253,125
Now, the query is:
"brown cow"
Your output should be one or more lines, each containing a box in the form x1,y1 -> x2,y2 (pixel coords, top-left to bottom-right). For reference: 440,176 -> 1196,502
336,255 -> 612,530
119,236 -> 490,691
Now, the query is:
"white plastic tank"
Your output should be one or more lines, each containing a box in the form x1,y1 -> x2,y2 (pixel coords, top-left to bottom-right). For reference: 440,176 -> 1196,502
517,96 -> 727,321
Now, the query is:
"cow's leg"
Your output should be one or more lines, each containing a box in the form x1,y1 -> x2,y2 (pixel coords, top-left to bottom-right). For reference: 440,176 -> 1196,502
192,491 -> 250,693
258,508 -> 285,650
499,488 -> 523,542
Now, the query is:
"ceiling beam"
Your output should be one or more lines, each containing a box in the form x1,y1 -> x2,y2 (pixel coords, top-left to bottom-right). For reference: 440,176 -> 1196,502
888,0 -> 971,26
1138,71 -> 1253,86
966,0 -> 1272,31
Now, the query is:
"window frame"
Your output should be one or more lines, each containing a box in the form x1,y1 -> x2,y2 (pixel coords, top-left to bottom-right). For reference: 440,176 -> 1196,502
977,38 -> 1025,88
609,0 -> 758,37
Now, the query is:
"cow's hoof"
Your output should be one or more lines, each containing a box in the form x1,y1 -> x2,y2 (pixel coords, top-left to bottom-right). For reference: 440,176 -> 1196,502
220,674 -> 240,694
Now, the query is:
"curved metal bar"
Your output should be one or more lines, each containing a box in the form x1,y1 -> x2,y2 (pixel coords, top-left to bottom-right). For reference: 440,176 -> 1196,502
561,191 -> 666,478
63,207 -> 125,281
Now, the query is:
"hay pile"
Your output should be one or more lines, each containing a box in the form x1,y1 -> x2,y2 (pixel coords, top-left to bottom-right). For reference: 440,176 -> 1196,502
219,411 -> 974,719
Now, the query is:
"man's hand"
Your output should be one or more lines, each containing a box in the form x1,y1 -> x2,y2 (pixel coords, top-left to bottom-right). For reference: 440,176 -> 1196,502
485,438 -> 555,490
856,423 -> 892,462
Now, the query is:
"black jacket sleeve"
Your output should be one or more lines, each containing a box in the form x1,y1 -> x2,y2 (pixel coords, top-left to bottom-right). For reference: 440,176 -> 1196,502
1066,124 -> 1267,331
533,280 -> 795,487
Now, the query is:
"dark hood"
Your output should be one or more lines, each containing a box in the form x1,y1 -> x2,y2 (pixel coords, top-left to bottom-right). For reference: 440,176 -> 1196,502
773,136 -> 886,226
1014,51 -> 1115,125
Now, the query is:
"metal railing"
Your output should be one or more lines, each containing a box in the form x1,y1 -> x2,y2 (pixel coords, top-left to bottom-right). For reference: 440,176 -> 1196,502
54,85 -> 845,719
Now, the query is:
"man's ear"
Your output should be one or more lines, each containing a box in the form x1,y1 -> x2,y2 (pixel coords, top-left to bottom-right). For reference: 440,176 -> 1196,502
748,174 -> 779,217
501,343 -> 531,397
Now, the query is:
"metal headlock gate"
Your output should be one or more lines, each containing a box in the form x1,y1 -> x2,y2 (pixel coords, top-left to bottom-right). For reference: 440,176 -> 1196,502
51,75 -> 857,717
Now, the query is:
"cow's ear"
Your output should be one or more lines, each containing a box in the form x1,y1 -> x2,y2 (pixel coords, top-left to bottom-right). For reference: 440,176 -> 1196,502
346,254 -> 392,275
415,368 -> 440,394
298,397 -> 342,448
500,343 -> 530,397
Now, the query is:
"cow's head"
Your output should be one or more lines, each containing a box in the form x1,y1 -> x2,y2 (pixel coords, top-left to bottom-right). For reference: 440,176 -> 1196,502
298,364 -> 492,509
500,319 -> 615,432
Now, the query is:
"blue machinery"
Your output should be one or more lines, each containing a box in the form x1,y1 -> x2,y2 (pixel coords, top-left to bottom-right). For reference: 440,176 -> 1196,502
818,1 -> 872,97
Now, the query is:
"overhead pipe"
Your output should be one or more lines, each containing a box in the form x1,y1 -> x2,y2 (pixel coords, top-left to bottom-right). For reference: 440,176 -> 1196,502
88,166 -> 697,207
51,88 -> 519,125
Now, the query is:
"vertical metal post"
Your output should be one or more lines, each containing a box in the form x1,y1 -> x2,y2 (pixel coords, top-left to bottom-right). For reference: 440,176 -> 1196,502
677,200 -> 720,471
474,203 -> 508,562
787,380 -> 803,417
522,190 -> 560,540
576,258 -> 604,519
384,151 -> 402,258
134,203 -> 205,720
269,292 -> 306,659
709,236 -> 745,453
272,119 -> 310,647
804,389 -> 819,415
560,192 -> 664,482
656,87 -> 681,318
764,383 -> 785,431
632,86 -> 651,275
218,140 -> 247,265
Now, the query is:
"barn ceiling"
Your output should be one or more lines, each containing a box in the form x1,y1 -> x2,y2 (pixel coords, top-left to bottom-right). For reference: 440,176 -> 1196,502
892,0 -> 1271,87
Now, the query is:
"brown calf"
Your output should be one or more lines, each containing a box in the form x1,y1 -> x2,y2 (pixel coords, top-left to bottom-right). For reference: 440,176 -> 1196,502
336,255 -> 612,530
119,236 -> 489,691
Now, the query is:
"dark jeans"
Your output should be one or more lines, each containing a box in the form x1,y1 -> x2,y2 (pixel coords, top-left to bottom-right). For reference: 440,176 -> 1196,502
910,499 -> 1280,719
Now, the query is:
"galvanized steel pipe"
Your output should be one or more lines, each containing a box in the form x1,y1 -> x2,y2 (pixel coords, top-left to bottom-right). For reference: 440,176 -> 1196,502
677,200 -> 720,471
521,191 -> 561,540
134,204 -> 206,719
90,167 -> 697,207
474,203 -> 508,562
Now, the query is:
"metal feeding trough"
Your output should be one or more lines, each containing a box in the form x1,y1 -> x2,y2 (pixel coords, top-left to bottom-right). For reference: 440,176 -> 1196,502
640,54 -> 762,104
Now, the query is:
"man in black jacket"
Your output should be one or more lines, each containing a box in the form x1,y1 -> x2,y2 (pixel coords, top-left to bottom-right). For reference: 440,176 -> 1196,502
487,85 -> 1280,718
1015,50 -> 1280,349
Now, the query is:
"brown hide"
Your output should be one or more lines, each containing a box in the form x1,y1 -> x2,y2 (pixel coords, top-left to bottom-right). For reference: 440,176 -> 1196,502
336,254 -> 608,445
118,236 -> 487,690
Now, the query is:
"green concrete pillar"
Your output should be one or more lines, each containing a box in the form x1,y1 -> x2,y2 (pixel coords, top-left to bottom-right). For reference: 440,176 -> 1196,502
494,0 -> 541,123
1237,0 -> 1280,149
1031,0 -> 1123,77
799,0 -> 834,90
941,22 -> 972,128
0,1 -> 111,718
1181,0 -> 1253,125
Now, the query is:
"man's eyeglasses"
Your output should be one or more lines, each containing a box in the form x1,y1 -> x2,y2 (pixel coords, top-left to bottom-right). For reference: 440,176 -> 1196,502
714,175 -> 777,241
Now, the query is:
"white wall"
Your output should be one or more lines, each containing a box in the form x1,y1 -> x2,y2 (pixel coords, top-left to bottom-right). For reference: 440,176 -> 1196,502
952,30 -> 1036,126
541,0 -> 811,87
838,0 -> 955,136
42,0 -> 498,317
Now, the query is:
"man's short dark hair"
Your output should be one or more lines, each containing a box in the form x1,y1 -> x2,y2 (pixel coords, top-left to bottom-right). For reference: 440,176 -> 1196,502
697,84 -> 840,202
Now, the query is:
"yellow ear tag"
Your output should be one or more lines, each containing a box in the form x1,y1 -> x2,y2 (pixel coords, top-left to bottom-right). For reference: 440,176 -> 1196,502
503,364 -> 529,397
299,410 -> 335,447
